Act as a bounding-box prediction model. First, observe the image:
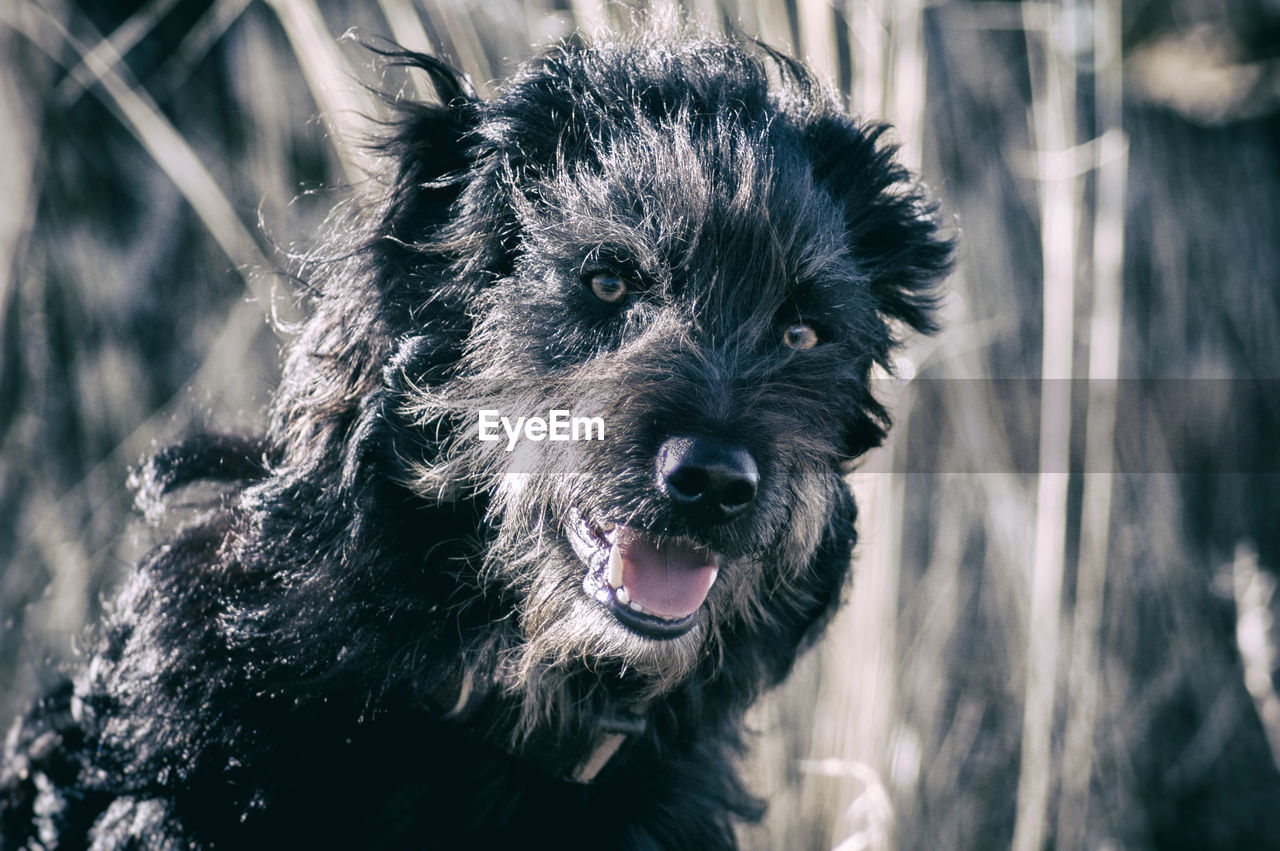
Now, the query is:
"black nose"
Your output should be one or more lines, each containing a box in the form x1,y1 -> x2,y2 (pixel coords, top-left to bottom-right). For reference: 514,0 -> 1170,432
656,436 -> 759,522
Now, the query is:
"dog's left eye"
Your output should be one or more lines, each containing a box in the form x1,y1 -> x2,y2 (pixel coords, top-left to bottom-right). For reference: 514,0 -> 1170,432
783,323 -> 820,351
587,272 -> 629,304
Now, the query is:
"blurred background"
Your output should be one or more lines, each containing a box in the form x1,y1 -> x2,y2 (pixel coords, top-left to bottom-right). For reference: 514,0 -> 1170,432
1,0 -> 1278,848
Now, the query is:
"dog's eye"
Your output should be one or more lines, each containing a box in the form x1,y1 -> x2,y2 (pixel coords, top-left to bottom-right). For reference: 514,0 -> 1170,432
783,323 -> 820,351
587,272 -> 629,304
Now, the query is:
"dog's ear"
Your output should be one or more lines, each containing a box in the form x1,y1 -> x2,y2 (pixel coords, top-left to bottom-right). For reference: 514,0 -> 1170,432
268,56 -> 487,480
840,413 -> 888,472
370,53 -> 484,259
805,116 -> 954,336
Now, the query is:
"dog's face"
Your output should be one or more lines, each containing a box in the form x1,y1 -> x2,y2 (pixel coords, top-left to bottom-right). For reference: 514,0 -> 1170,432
349,35 -> 951,704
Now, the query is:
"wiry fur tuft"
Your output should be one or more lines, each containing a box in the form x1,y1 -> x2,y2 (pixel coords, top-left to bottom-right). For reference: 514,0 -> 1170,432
3,26 -> 952,850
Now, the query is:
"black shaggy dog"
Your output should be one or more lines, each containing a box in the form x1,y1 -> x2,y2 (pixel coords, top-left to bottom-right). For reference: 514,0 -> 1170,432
2,25 -> 951,850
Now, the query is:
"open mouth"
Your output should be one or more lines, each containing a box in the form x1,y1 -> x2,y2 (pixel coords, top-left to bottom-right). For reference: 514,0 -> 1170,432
567,510 -> 719,640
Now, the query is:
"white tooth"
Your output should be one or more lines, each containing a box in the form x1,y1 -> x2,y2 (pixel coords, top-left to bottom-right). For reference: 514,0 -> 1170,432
615,586 -> 630,605
708,568 -> 718,588
583,575 -> 593,595
607,544 -> 624,589
629,600 -> 645,613
595,588 -> 611,604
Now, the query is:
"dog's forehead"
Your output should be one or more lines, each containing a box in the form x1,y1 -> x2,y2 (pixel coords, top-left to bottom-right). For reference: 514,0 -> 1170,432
550,128 -> 850,299
492,65 -> 858,313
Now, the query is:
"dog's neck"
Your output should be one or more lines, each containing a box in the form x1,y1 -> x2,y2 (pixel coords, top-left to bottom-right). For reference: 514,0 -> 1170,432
521,709 -> 648,783
432,664 -> 648,783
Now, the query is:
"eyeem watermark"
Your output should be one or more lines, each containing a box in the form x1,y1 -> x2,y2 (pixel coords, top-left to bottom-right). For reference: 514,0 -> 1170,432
478,409 -> 606,451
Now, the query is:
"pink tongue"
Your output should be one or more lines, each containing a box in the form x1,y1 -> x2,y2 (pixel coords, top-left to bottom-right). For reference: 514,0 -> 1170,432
615,530 -> 718,619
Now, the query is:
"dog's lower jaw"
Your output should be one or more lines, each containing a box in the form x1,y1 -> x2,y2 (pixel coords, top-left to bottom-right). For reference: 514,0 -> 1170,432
605,589 -> 700,639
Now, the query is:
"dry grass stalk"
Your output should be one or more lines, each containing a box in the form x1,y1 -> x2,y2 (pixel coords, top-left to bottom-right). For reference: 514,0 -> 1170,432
376,0 -> 437,101
848,0 -> 887,118
149,0 -> 256,99
1233,542 -> 1280,770
422,0 -> 494,95
796,0 -> 838,86
0,0 -> 286,602
751,0 -> 793,51
1057,1 -> 1127,845
19,1 -> 285,320
1012,3 -> 1079,850
0,10 -> 41,343
569,0 -> 612,40
52,0 -> 181,102
264,0 -> 384,183
820,0 -> 932,845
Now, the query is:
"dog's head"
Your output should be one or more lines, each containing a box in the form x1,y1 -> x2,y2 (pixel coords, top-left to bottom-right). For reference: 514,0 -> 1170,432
270,31 -> 952,721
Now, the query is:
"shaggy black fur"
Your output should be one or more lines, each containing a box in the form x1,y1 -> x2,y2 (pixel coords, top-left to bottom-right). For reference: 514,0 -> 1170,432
1,26 -> 952,850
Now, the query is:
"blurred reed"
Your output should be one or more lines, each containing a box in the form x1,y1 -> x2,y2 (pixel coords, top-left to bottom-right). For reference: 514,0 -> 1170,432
1011,3 -> 1078,849
1057,0 -> 1126,845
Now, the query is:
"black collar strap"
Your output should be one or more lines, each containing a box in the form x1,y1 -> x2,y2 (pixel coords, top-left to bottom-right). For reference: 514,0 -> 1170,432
436,667 -> 647,784
516,708 -> 647,783
569,711 -> 647,783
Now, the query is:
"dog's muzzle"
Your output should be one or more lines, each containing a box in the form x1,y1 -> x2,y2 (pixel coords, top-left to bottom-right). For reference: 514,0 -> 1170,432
566,436 -> 761,639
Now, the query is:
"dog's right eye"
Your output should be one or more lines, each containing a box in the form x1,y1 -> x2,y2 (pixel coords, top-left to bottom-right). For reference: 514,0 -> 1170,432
783,322 -> 820,351
587,272 -> 629,304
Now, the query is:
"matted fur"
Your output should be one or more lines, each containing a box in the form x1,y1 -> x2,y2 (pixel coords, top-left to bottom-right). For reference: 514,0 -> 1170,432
2,24 -> 952,850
